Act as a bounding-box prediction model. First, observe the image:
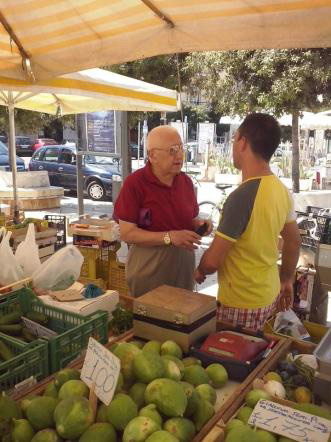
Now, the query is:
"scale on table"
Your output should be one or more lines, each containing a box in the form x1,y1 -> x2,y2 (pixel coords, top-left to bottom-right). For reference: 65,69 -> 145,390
199,331 -> 269,363
313,328 -> 331,405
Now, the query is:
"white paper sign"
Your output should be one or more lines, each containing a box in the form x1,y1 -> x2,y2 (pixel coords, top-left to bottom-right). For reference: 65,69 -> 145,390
80,337 -> 120,406
248,400 -> 331,442
21,316 -> 58,339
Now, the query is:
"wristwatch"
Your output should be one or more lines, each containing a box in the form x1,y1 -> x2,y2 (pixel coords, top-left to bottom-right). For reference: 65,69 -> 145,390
163,232 -> 171,245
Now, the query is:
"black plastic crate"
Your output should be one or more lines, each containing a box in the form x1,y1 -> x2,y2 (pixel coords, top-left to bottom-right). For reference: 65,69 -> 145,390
306,205 -> 324,215
44,215 -> 67,251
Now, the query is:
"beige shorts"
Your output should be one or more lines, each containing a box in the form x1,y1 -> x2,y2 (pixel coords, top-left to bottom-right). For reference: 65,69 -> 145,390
126,244 -> 195,297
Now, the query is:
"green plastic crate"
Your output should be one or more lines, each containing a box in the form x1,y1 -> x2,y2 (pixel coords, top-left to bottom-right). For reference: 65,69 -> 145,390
0,332 -> 48,391
0,288 -> 108,374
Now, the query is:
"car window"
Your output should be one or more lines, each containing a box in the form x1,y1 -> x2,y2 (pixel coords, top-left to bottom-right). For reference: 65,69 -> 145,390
0,140 -> 7,155
59,149 -> 76,165
33,149 -> 44,161
43,147 -> 59,162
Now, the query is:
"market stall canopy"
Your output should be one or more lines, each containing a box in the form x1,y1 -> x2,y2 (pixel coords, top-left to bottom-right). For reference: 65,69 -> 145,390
1,1 -> 331,81
220,112 -> 331,130
0,68 -> 178,113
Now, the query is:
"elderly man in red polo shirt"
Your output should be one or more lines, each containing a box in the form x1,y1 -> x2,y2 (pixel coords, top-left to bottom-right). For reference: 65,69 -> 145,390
114,125 -> 212,297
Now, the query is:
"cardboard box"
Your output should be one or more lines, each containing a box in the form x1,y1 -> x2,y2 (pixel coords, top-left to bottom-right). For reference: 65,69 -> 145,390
39,290 -> 119,318
133,285 -> 217,352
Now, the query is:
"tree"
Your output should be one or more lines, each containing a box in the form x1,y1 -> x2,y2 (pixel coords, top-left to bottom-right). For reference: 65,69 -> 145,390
185,49 -> 331,192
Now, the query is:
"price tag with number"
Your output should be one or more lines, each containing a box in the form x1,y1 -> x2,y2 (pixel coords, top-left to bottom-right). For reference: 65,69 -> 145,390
248,400 -> 331,442
80,337 -> 120,406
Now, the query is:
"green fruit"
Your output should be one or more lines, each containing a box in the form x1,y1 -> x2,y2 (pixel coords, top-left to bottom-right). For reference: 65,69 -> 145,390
145,378 -> 187,418
180,382 -> 200,418
292,403 -> 331,420
224,418 -> 244,435
115,372 -> 124,393
78,423 -> 116,442
183,365 -> 210,386
31,429 -> 62,442
106,393 -> 138,430
20,396 -> 38,418
26,397 -> 58,431
263,371 -> 282,384
139,404 -> 163,427
162,356 -> 184,378
225,425 -> 260,442
245,389 -> 271,409
123,416 -> 161,442
143,340 -> 162,354
162,358 -> 182,382
205,364 -> 228,388
164,417 -> 196,442
58,380 -> 89,400
110,343 -> 119,353
0,393 -> 22,435
54,397 -> 94,439
256,429 -> 277,442
11,419 -> 35,442
43,382 -> 58,399
193,398 -> 215,431
237,406 -> 253,424
133,351 -> 165,383
54,368 -> 80,389
182,357 -> 201,367
195,384 -> 217,405
161,341 -> 183,359
129,383 -> 147,408
96,404 -> 108,423
131,340 -> 145,349
146,430 -> 179,442
113,343 -> 141,383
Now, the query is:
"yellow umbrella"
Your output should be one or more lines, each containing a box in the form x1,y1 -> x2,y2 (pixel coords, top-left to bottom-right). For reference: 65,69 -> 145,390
0,68 -> 178,218
1,1 -> 331,81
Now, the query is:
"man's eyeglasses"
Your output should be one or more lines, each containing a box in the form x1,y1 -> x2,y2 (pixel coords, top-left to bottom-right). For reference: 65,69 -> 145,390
151,144 -> 185,156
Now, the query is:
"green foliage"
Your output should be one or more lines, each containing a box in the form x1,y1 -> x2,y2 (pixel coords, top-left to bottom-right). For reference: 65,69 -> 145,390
109,304 -> 133,336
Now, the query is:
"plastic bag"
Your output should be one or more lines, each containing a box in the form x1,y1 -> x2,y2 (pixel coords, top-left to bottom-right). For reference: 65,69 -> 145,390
0,228 -> 24,286
15,223 -> 41,277
274,308 -> 311,340
32,245 -> 84,291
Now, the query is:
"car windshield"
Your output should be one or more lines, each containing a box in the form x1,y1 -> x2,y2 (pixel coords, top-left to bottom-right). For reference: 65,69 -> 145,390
0,140 -> 8,155
85,155 -> 115,165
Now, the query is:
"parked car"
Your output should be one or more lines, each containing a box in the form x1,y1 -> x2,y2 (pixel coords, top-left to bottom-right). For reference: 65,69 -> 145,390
16,136 -> 32,155
0,135 -> 7,145
31,138 -> 58,152
0,140 -> 25,171
28,145 -> 121,201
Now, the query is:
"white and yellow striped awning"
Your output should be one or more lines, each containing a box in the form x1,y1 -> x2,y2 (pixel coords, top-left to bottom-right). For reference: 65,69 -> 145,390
0,68 -> 178,113
0,0 -> 331,81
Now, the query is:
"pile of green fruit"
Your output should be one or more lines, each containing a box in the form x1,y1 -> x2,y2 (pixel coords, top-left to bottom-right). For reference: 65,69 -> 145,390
0,338 -> 229,442
224,387 -> 331,442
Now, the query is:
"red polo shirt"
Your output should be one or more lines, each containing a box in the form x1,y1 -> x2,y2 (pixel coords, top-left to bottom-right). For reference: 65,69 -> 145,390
113,162 -> 199,231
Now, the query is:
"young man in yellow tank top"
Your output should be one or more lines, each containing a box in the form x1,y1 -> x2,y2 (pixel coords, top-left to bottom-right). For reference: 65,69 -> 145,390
195,113 -> 301,330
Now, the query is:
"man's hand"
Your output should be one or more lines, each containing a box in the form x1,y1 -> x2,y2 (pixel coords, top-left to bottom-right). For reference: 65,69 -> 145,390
194,268 -> 206,284
169,230 -> 201,251
277,280 -> 293,311
192,218 -> 213,236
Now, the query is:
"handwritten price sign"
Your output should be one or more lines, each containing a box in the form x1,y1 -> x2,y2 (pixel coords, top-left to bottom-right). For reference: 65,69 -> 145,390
80,337 -> 120,406
248,400 -> 331,442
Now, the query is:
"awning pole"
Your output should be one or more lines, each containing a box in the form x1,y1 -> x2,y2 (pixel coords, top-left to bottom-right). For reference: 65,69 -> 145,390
8,91 -> 19,223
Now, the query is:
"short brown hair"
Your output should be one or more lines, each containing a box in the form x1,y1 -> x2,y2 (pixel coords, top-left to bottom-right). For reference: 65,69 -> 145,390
238,113 -> 281,162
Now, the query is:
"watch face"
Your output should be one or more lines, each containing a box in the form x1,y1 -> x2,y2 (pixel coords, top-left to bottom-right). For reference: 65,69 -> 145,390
164,233 -> 171,245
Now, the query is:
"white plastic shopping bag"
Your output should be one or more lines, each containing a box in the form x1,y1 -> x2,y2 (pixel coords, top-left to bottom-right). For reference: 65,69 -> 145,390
0,228 -> 24,286
15,223 -> 41,277
32,245 -> 84,291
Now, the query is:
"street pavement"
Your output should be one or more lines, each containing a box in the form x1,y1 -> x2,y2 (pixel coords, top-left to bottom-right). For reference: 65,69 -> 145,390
24,158 -> 220,297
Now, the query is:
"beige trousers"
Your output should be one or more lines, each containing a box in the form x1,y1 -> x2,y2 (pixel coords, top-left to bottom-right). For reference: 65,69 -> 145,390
126,244 -> 195,297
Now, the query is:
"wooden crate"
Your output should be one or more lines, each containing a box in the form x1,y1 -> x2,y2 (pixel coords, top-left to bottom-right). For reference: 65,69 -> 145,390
214,338 -> 316,428
0,277 -> 32,297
